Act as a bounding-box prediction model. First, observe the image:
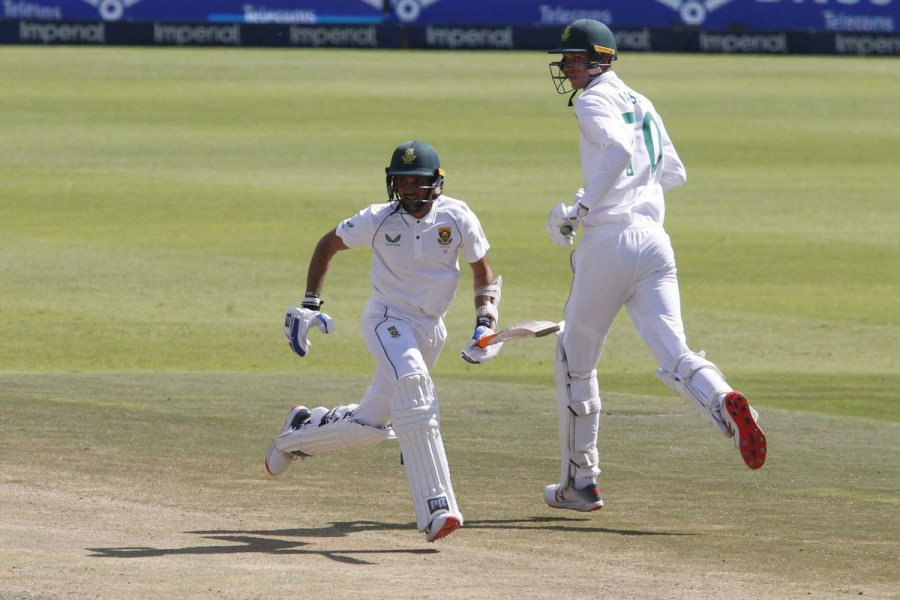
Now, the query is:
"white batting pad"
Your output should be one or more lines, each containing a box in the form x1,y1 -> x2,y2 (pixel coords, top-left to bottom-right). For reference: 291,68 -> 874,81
656,351 -> 732,436
273,416 -> 395,456
555,338 -> 601,489
390,373 -> 460,532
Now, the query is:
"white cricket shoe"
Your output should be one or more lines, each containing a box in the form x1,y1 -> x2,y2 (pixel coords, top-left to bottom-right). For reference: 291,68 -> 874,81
720,391 -> 767,470
426,512 -> 463,543
265,405 -> 312,476
543,482 -> 604,512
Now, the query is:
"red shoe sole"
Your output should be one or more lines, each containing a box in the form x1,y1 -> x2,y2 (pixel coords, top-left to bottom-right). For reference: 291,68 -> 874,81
428,516 -> 461,542
724,392 -> 767,469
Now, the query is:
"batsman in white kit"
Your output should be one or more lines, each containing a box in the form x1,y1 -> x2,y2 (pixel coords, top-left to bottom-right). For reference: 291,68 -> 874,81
542,20 -> 768,512
265,141 -> 503,542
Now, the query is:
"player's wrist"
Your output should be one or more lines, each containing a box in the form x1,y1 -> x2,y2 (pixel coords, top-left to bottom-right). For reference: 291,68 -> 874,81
302,291 -> 322,310
476,316 -> 495,329
568,202 -> 590,222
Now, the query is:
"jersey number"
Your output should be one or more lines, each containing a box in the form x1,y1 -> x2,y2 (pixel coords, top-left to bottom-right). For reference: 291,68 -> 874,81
623,111 -> 663,175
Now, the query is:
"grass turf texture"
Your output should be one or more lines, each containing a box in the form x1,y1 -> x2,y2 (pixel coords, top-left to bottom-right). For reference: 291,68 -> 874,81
1,48 -> 898,598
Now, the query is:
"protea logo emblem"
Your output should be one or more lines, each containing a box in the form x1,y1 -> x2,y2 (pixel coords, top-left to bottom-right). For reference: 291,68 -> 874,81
437,227 -> 452,246
360,0 -> 442,24
401,148 -> 417,165
561,26 -> 572,41
653,0 -> 736,26
81,0 -> 145,21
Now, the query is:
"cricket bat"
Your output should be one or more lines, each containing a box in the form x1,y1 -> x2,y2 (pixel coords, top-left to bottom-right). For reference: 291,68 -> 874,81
475,320 -> 561,348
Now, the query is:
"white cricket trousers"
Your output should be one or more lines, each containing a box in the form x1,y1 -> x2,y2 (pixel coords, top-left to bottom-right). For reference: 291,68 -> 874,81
562,223 -> 691,375
351,300 -> 446,428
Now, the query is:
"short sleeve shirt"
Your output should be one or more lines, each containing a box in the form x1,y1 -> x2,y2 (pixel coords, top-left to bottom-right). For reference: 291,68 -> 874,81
335,195 -> 489,318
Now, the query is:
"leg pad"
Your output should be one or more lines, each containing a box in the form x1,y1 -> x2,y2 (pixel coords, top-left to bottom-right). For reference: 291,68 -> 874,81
273,408 -> 394,456
391,373 -> 461,532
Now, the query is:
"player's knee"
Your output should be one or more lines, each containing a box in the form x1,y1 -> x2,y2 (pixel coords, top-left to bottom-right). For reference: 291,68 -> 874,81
557,350 -> 601,414
390,372 -> 439,434
566,377 -> 600,414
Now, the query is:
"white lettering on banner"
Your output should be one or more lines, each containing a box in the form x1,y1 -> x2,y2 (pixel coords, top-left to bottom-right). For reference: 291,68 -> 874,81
153,24 -> 241,45
538,5 -> 613,25
700,32 -> 788,52
425,26 -> 513,49
289,26 -> 378,47
655,0 -> 893,27
19,21 -> 104,42
835,33 -> 900,52
242,5 -> 316,24
4,1 -> 62,19
616,29 -> 653,51
824,10 -> 895,30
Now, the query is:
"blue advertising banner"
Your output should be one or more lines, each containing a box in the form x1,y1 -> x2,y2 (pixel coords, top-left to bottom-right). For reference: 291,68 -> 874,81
413,1 -> 897,33
1,0 -> 897,33
0,1 -> 386,24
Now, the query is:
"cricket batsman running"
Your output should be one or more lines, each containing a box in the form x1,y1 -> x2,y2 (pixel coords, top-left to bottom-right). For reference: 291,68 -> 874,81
542,20 -> 768,512
265,141 -> 503,542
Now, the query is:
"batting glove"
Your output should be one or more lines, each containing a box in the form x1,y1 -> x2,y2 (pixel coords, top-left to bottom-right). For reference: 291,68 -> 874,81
547,194 -> 589,248
284,305 -> 334,358
460,325 -> 503,364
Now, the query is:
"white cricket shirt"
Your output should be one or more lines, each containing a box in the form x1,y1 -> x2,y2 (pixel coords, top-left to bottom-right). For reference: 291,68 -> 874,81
335,195 -> 489,319
573,71 -> 687,227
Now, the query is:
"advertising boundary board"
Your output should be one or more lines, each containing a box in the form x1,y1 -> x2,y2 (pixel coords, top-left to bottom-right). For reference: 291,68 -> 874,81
1,20 -> 899,56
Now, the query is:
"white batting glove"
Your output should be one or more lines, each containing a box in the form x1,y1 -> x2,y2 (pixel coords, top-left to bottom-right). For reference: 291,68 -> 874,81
547,202 -> 590,247
547,191 -> 589,247
284,306 -> 334,358
460,325 -> 503,364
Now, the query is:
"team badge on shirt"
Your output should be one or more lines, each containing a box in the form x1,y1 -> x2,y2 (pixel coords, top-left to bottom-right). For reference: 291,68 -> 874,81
387,326 -> 401,338
437,227 -> 452,246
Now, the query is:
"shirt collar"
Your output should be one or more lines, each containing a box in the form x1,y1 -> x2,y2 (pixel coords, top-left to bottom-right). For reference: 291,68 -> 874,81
585,70 -> 619,91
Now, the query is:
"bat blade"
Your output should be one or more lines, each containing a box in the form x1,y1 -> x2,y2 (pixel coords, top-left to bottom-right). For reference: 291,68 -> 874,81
476,320 -> 561,348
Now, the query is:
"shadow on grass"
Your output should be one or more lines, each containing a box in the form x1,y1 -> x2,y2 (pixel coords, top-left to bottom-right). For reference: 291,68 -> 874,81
86,517 -> 691,564
466,516 -> 694,537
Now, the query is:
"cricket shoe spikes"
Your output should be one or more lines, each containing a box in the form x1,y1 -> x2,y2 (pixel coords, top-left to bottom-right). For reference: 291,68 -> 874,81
543,482 -> 604,512
265,405 -> 312,476
426,512 -> 463,543
721,391 -> 767,470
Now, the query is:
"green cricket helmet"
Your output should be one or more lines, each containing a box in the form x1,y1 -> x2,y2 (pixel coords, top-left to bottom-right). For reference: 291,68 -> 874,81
548,19 -> 618,95
385,141 -> 445,203
549,19 -> 618,57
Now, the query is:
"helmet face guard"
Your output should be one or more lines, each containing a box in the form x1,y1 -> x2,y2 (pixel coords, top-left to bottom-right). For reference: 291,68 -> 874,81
548,54 -> 613,95
385,141 -> 445,206
547,19 -> 618,95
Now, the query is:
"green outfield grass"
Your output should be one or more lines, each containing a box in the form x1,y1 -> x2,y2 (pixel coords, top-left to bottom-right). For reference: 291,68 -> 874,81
0,48 -> 898,599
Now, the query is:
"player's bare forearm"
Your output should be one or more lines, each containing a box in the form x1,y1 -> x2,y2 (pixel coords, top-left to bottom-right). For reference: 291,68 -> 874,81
469,257 -> 495,309
305,229 -> 348,297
